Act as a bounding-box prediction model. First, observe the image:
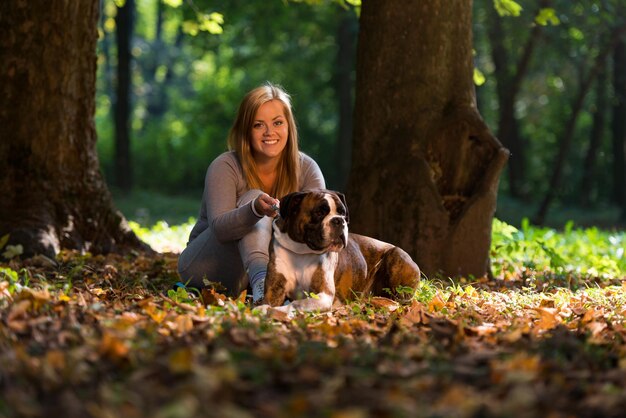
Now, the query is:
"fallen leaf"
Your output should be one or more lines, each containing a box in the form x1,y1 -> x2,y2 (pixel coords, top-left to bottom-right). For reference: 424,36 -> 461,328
168,347 -> 194,374
428,294 -> 446,312
7,299 -> 31,332
268,306 -> 294,321
201,288 -> 226,306
470,322 -> 498,337
370,296 -> 400,312
99,331 -> 129,360
400,300 -> 428,326
533,307 -> 560,331
491,353 -> 541,384
581,308 -> 602,324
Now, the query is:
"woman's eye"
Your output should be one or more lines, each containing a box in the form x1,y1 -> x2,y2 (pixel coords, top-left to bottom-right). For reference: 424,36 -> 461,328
253,123 -> 263,129
274,120 -> 283,126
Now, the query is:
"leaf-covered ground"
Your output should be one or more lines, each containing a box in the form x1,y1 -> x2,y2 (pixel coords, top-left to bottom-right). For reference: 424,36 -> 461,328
1,242 -> 625,418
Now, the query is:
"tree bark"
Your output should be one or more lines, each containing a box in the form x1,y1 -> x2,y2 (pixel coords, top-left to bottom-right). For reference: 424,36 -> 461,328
580,60 -> 607,207
0,0 -> 148,259
612,39 -> 626,218
333,6 -> 358,191
114,0 -> 135,192
346,0 -> 509,278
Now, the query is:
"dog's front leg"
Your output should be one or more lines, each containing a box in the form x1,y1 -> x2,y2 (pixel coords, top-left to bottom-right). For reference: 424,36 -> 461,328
288,267 -> 335,313
288,291 -> 334,312
263,271 -> 288,307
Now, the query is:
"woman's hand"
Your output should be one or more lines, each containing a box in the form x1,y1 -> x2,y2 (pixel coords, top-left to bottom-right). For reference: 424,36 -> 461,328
254,193 -> 280,217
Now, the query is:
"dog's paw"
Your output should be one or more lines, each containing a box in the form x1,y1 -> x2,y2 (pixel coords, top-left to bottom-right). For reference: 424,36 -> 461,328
268,304 -> 295,321
251,304 -> 271,315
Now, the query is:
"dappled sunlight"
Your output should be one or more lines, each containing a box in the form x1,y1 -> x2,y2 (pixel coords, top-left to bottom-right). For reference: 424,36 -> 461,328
129,219 -> 194,253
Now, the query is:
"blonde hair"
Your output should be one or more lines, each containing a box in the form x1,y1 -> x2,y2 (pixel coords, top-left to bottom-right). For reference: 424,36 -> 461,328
227,82 -> 300,199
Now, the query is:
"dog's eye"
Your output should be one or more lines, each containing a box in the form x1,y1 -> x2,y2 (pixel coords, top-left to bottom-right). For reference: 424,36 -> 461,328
312,206 -> 329,221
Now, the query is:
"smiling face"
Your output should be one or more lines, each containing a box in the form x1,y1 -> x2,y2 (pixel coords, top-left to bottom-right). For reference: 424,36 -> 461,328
250,100 -> 289,164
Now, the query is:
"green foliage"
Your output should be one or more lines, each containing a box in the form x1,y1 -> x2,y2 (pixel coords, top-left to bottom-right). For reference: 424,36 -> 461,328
0,266 -> 30,296
473,0 -> 626,206
493,0 -> 523,17
96,0 -> 626,218
167,285 -> 196,304
112,189 -> 199,226
129,220 -> 194,253
0,234 -> 24,261
535,8 -> 560,26
163,0 -> 183,7
0,234 -> 8,251
96,0 -> 348,193
473,67 -> 486,86
183,12 -> 224,36
491,218 -> 625,284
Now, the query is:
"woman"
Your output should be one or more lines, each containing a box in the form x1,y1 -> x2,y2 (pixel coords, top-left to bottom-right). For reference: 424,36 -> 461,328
177,83 -> 326,303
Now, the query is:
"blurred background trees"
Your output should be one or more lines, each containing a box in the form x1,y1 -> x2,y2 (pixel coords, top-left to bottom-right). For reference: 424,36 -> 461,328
96,0 -> 626,227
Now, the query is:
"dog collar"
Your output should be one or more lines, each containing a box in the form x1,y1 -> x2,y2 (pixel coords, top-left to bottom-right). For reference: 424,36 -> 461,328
272,221 -> 327,255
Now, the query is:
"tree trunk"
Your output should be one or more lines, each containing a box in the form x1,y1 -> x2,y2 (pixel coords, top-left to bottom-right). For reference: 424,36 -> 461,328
144,24 -> 184,122
114,0 -> 135,192
143,0 -> 165,118
580,60 -> 607,207
333,6 -> 357,191
612,39 -> 626,218
0,1 -> 148,259
488,2 -> 546,199
535,26 -> 626,225
346,0 -> 509,278
99,0 -> 115,100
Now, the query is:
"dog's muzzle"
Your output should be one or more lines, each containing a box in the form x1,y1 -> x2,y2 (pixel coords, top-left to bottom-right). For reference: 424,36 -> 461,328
327,216 -> 348,252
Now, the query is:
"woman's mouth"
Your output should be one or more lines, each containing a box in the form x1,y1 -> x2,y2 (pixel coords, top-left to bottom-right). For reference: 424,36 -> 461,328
263,140 -> 278,145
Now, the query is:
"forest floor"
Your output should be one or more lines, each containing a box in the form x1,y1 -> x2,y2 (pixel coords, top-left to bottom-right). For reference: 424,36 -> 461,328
1,250 -> 625,418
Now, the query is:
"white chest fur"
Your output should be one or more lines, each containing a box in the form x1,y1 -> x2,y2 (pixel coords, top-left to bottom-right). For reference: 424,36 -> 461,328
272,222 -> 338,300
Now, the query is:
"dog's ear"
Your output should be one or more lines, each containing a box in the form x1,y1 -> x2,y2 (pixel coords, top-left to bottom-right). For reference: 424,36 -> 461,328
279,191 -> 307,220
334,191 -> 349,224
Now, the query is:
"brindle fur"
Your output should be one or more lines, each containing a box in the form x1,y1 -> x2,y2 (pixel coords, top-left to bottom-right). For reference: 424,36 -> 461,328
263,190 -> 420,310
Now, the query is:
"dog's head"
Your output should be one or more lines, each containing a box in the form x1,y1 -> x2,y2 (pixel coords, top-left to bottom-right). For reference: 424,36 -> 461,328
276,189 -> 349,252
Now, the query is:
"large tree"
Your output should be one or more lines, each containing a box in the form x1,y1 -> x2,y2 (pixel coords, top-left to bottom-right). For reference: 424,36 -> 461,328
0,1 -> 146,259
487,0 -> 549,199
613,39 -> 626,220
346,0 -> 509,278
113,0 -> 135,192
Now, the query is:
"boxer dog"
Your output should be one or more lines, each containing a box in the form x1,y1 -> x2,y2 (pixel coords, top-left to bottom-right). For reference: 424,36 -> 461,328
261,189 -> 420,313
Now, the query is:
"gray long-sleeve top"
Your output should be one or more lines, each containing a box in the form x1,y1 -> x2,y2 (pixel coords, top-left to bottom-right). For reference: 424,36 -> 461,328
187,151 -> 326,244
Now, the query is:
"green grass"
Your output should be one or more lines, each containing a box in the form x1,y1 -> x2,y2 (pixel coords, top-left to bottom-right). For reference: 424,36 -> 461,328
492,218 -> 626,284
